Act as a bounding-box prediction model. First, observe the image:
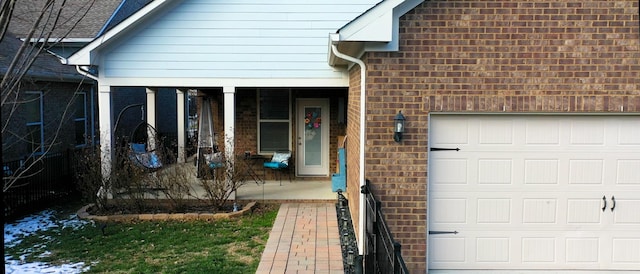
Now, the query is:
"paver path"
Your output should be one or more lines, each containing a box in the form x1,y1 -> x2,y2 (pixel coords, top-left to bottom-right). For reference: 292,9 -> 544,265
257,203 -> 344,274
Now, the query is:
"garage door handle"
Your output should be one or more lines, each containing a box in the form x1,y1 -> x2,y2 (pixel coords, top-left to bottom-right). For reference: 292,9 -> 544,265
611,196 -> 616,212
602,196 -> 607,212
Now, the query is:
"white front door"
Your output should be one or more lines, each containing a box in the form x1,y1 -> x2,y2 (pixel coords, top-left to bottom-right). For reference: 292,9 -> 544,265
296,99 -> 329,176
428,115 -> 640,272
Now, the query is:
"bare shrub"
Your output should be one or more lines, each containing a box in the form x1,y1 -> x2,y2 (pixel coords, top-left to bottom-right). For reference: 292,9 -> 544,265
196,152 -> 249,210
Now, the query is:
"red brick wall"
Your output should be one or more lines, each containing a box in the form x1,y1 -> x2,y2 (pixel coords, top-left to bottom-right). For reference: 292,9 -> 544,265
345,65 -> 363,235
347,0 -> 639,272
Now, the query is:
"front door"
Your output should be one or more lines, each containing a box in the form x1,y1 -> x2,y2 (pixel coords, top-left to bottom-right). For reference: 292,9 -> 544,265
296,99 -> 329,176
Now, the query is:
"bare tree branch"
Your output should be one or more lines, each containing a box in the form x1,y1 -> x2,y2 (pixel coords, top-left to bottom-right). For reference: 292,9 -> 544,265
2,0 -> 98,192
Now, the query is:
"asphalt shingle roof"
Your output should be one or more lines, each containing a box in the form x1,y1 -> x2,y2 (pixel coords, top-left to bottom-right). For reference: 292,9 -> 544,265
8,0 -> 122,39
0,33 -> 84,81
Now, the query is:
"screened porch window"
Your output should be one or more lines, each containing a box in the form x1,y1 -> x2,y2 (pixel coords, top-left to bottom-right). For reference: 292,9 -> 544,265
25,91 -> 44,155
258,88 -> 290,153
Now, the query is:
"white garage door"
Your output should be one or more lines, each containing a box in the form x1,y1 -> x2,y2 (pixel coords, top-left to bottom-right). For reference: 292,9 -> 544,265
428,115 -> 640,272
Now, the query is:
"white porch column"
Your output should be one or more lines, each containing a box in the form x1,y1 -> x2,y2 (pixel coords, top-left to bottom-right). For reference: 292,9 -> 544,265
223,86 -> 235,158
145,88 -> 157,150
176,89 -> 186,163
97,85 -> 112,178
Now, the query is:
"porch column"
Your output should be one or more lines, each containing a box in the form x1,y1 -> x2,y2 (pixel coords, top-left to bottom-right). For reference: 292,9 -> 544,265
145,88 -> 157,150
176,89 -> 186,163
223,86 -> 235,159
97,84 -> 112,177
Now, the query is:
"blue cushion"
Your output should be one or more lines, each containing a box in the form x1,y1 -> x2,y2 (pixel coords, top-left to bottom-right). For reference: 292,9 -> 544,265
209,162 -> 225,168
131,143 -> 146,153
264,162 -> 287,169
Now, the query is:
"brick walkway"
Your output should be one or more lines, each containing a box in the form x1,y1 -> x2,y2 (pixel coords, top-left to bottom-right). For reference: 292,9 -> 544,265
257,203 -> 344,274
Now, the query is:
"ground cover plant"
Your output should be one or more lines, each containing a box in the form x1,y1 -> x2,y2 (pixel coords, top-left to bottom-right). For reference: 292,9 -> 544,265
4,202 -> 279,273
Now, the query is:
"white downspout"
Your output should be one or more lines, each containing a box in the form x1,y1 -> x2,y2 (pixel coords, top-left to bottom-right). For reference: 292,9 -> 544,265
330,44 -> 367,256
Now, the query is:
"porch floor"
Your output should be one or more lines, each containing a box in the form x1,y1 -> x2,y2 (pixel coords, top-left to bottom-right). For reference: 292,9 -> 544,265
235,179 -> 338,202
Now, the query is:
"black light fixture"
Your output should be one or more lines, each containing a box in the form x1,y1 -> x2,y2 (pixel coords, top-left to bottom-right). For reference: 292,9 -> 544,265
393,111 -> 406,142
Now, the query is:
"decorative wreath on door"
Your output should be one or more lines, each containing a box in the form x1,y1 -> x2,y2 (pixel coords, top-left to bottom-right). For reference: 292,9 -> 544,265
304,111 -> 321,141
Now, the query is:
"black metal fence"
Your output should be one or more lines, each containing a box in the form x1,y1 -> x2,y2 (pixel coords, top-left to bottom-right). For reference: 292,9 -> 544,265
3,150 -> 78,220
363,179 -> 409,274
336,191 -> 361,273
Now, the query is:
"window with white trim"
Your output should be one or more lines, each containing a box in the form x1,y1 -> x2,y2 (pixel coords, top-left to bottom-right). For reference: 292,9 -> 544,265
258,88 -> 290,153
74,92 -> 87,146
25,91 -> 44,155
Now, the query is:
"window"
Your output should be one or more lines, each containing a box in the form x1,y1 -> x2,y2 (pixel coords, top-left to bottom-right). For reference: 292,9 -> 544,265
74,92 -> 87,146
25,91 -> 44,155
258,88 -> 290,153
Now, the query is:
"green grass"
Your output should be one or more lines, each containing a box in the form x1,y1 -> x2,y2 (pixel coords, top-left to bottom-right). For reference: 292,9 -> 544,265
5,203 -> 279,273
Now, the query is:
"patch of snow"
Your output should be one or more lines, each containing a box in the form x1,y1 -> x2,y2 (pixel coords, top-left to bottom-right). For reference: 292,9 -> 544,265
4,209 -> 92,273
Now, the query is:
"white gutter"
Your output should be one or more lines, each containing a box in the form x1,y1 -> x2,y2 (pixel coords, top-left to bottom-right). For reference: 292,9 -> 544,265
330,44 -> 367,256
75,65 -> 99,81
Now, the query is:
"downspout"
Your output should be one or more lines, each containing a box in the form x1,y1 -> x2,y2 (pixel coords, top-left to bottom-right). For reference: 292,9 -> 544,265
330,44 -> 367,256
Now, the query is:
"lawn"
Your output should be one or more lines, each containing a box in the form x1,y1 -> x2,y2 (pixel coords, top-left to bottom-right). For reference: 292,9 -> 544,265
4,202 -> 279,273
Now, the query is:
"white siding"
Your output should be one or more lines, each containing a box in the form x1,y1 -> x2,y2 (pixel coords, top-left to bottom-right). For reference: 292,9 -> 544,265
102,0 -> 379,80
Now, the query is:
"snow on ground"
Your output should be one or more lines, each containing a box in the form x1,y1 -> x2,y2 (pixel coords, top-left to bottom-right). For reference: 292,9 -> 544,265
4,209 -> 92,274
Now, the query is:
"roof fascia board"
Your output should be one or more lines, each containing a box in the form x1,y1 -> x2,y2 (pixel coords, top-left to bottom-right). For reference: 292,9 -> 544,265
364,0 -> 423,52
329,0 -> 422,66
338,0 -> 422,44
337,0 -> 399,42
64,0 -> 172,66
26,38 -> 93,43
97,76 -> 350,88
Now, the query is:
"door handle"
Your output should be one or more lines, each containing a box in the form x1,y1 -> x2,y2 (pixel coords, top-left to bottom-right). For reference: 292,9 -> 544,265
611,196 -> 616,212
602,196 -> 607,212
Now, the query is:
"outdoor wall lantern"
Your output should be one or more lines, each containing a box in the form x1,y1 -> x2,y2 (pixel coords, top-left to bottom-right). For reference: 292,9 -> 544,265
393,111 -> 406,142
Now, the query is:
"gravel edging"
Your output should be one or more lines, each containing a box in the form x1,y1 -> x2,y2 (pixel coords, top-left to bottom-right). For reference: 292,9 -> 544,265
77,201 -> 257,222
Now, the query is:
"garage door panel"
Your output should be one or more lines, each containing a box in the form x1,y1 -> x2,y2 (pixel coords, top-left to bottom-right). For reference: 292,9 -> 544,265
617,118 -> 640,145
429,158 -> 468,185
429,115 -> 640,272
522,198 -> 557,224
524,159 -> 560,185
568,159 -> 604,185
522,237 -> 556,263
429,237 -> 467,263
476,237 -> 511,263
612,198 -> 640,224
612,238 -> 640,264
616,159 -> 640,185
566,198 -> 603,224
570,119 -> 605,145
565,238 -> 600,263
480,119 -> 514,144
478,159 -> 513,184
431,198 -> 467,224
477,198 -> 512,224
525,119 -> 561,145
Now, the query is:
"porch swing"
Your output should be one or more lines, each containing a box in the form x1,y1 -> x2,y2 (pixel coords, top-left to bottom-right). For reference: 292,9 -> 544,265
128,122 -> 163,171
114,104 -> 164,172
195,96 -> 224,178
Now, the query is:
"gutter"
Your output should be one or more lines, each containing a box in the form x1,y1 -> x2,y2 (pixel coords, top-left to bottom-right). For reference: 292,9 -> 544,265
75,65 -> 99,81
330,43 -> 367,256
58,55 -> 99,82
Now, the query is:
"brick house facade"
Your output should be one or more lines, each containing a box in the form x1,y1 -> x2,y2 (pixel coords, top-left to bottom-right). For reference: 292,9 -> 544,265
342,0 -> 639,272
1,36 -> 96,163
